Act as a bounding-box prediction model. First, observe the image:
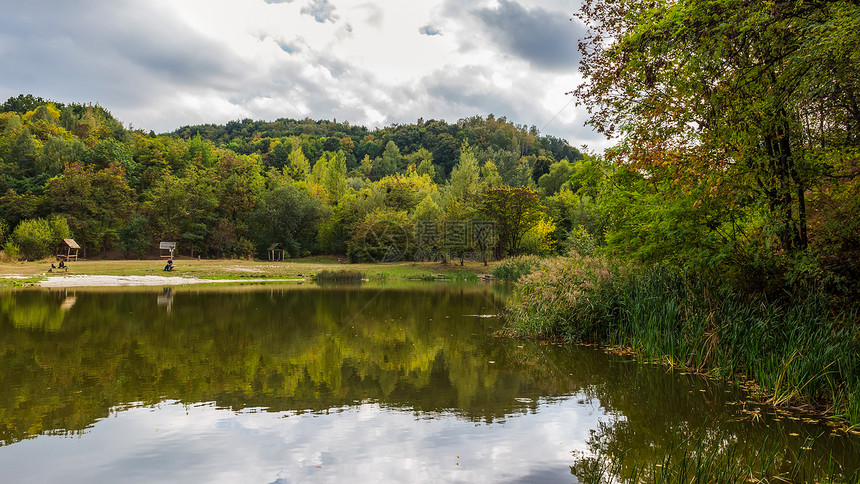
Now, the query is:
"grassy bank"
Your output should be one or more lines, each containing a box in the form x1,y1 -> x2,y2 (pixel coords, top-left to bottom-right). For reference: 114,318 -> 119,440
501,257 -> 860,427
0,256 -> 494,287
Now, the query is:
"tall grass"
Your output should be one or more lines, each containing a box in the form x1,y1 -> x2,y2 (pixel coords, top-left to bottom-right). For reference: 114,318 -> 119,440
503,257 -> 860,425
491,255 -> 545,282
313,269 -> 365,282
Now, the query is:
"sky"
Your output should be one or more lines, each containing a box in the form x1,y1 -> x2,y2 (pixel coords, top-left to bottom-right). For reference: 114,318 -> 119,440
0,0 -> 603,150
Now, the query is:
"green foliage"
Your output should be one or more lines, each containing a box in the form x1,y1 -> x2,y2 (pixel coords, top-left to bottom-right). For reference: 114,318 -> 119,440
574,0 -> 860,295
142,167 -> 217,245
565,225 -> 598,257
480,186 -> 544,257
251,183 -> 328,257
378,173 -> 435,213
1,94 -> 58,114
372,141 -> 401,180
504,257 -> 860,425
1,241 -> 20,261
445,144 -> 481,206
323,150 -> 348,203
347,208 -> 414,262
10,216 -> 71,260
411,148 -> 437,181
536,159 -> 573,196
45,161 -> 135,253
519,216 -> 556,255
572,428 -> 860,484
118,214 -> 149,259
491,255 -> 544,282
286,145 -> 310,181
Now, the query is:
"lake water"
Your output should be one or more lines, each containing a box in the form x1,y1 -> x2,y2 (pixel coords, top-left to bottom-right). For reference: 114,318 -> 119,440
0,283 -> 857,483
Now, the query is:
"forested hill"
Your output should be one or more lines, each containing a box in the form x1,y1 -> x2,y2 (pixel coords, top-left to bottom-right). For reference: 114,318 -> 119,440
0,93 -> 583,261
172,115 -> 582,178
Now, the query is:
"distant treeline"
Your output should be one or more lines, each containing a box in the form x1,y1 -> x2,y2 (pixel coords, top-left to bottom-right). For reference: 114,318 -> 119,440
174,114 -> 582,179
0,93 -> 583,262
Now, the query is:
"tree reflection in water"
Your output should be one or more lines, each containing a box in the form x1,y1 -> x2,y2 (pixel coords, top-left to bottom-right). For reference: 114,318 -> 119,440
0,284 -> 857,481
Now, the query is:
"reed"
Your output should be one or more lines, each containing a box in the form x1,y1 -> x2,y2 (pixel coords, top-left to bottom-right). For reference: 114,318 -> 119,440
313,269 -> 365,282
503,257 -> 860,425
491,255 -> 545,282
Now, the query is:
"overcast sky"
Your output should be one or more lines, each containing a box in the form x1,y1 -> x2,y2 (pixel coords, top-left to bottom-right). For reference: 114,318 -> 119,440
0,0 -> 602,149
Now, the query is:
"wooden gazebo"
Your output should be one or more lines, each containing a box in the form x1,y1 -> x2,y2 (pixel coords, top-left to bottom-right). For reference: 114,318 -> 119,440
267,243 -> 286,261
56,239 -> 80,261
159,241 -> 176,259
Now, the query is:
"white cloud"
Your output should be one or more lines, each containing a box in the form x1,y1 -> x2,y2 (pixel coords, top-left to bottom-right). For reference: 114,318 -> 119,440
0,0 -> 608,148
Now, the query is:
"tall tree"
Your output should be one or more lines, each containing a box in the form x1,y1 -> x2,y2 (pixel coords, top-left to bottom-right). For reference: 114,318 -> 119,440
480,186 -> 544,257
251,183 -> 328,257
44,162 -> 135,253
323,150 -> 348,203
574,0 -> 860,264
372,141 -> 401,180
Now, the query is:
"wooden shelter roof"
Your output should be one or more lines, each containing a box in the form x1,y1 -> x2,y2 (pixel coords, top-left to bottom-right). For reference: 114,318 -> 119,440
61,239 -> 81,249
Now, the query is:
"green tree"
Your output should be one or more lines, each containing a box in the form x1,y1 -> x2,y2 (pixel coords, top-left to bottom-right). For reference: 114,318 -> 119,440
286,146 -> 310,181
537,160 -> 573,197
443,143 -> 482,208
323,150 -> 348,203
480,186 -> 544,257
44,162 -> 135,254
211,154 -> 265,235
372,141 -> 401,180
118,214 -> 150,258
311,152 -> 328,184
142,167 -> 217,249
10,216 -> 71,260
251,183 -> 328,257
574,0 -> 860,275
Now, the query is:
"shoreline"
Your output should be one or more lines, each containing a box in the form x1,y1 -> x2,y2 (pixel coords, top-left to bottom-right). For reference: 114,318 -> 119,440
37,275 -> 305,287
0,258 -> 494,288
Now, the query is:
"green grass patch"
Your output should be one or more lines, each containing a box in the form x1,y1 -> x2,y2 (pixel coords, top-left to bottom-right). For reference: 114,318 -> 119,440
0,277 -> 43,288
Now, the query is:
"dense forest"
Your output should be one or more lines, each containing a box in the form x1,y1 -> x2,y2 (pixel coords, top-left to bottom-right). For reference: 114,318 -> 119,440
0,1 -> 858,305
0,93 -> 583,263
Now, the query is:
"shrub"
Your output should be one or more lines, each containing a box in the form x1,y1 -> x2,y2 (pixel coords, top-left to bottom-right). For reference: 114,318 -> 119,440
1,241 -> 20,261
10,217 -> 71,260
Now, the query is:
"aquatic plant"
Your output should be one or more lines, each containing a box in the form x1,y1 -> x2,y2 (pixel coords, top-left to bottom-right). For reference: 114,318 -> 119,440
503,257 -> 860,425
313,269 -> 365,282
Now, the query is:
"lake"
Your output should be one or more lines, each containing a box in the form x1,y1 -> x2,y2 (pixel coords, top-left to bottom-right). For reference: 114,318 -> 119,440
0,283 -> 857,483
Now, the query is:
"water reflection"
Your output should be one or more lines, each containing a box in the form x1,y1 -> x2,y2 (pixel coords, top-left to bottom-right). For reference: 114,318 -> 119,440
0,284 -> 857,483
156,287 -> 173,313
